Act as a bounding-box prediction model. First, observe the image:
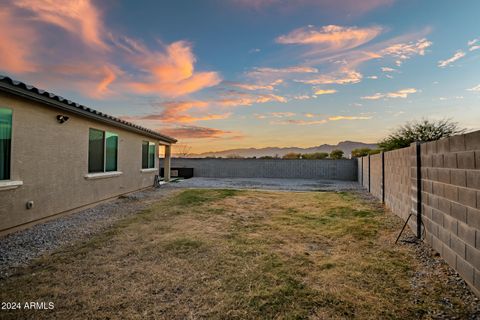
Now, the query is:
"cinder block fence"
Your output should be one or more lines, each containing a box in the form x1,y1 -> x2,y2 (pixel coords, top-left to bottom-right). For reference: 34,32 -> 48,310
358,130 -> 480,296
162,158 -> 358,181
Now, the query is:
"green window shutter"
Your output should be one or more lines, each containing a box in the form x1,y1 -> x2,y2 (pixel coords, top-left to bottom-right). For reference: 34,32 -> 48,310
105,132 -> 118,172
0,108 -> 12,180
88,128 -> 105,173
142,141 -> 149,169
148,143 -> 155,168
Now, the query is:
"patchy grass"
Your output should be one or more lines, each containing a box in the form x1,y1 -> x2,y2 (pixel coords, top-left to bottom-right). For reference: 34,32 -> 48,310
0,189 -> 477,319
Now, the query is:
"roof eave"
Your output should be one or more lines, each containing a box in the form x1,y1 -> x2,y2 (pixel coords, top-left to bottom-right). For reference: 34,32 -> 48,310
0,81 -> 177,144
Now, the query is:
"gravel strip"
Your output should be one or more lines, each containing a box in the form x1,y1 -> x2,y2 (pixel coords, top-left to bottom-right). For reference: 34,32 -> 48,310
165,177 -> 361,192
0,188 -> 174,279
400,235 -> 480,319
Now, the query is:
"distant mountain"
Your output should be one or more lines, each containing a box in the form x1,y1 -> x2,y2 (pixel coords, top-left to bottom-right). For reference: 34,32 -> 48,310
185,141 -> 378,158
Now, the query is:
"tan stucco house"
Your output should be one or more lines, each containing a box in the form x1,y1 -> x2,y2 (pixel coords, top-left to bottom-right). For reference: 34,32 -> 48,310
0,76 -> 176,234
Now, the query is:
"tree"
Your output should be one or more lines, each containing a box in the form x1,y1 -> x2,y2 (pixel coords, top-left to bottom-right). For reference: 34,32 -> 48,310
351,148 -> 372,158
302,152 -> 329,159
283,152 -> 302,159
378,119 -> 465,151
329,149 -> 344,159
175,144 -> 192,158
226,154 -> 244,159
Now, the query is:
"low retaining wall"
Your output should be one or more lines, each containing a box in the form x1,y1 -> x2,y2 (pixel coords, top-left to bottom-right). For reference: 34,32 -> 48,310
358,130 -> 480,296
160,158 -> 357,181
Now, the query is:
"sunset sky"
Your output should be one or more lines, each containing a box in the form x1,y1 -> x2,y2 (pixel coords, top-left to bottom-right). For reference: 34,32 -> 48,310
1,0 -> 479,154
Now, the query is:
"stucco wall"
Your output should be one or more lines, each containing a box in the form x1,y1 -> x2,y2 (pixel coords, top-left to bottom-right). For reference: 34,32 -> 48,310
0,92 -> 167,232
161,158 -> 357,181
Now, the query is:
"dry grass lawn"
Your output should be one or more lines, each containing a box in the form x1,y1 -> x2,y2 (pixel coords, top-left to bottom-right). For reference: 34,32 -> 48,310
0,189 -> 477,319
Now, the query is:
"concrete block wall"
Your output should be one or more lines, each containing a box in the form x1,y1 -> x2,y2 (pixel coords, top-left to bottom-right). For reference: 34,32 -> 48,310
420,131 -> 480,296
358,131 -> 480,296
362,156 -> 370,189
162,158 -> 358,181
384,145 -> 414,223
369,154 -> 383,199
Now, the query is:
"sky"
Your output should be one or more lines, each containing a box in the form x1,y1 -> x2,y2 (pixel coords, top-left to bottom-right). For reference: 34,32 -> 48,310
1,0 -> 479,154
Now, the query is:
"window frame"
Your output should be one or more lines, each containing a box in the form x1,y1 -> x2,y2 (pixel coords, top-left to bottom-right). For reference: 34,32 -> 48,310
88,128 -> 118,174
0,107 -> 13,181
142,141 -> 156,169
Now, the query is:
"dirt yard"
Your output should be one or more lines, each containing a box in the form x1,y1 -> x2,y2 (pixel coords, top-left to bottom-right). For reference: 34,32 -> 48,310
0,189 -> 478,319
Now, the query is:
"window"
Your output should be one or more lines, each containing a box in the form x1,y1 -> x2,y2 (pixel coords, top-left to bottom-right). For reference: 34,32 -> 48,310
0,108 -> 12,180
88,128 -> 118,173
142,141 -> 156,169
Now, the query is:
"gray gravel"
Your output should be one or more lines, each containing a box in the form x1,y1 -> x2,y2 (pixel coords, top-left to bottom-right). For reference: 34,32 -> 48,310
164,177 -> 361,191
0,188 -> 173,279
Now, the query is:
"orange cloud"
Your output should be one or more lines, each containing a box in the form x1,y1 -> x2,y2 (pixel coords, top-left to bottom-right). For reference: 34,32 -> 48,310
438,51 -> 465,68
381,38 -> 432,66
0,8 -> 37,72
95,66 -> 118,97
255,112 -> 295,119
274,119 -> 328,125
297,69 -> 362,85
277,25 -> 382,52
160,125 -> 232,139
273,114 -> 372,125
361,88 -> 417,100
14,0 -> 107,50
328,115 -> 372,121
128,41 -> 221,97
217,92 -> 287,107
314,89 -> 337,95
226,79 -> 283,91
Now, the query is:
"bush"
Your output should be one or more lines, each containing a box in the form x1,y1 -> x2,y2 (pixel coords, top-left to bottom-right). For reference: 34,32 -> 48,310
302,152 -> 329,159
379,119 -> 465,151
283,152 -> 302,159
329,149 -> 344,159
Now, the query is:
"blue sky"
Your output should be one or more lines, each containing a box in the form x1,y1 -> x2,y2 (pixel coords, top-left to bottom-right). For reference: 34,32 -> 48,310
1,0 -> 479,153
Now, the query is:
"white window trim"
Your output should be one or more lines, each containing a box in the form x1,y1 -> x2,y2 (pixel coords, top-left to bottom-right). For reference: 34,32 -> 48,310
84,171 -> 123,180
0,180 -> 23,191
140,168 -> 157,173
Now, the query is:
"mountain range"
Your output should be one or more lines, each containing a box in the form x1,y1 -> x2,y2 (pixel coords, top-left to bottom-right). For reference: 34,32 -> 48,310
185,141 -> 377,158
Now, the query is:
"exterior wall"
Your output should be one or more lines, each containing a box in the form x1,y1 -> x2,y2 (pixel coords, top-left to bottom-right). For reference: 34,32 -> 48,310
420,132 -> 480,296
369,154 -> 383,199
384,146 -> 414,223
357,131 -> 480,296
0,92 -> 165,232
161,158 -> 357,181
361,156 -> 369,189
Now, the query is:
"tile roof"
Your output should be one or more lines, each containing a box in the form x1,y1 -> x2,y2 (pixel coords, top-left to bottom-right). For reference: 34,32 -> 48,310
0,75 -> 177,143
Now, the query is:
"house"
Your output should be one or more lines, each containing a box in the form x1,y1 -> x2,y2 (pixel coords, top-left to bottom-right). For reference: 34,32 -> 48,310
0,76 -> 176,234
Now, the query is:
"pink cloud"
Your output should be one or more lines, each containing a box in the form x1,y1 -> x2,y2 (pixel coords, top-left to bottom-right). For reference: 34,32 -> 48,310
231,0 -> 394,15
437,51 -> 465,68
380,38 -> 432,66
217,91 -> 287,107
361,88 -> 417,100
128,41 -> 221,97
225,79 -> 283,91
14,0 -> 108,50
160,125 -> 233,139
276,25 -> 382,52
0,8 -> 37,73
297,69 -> 363,85
0,2 -> 221,100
